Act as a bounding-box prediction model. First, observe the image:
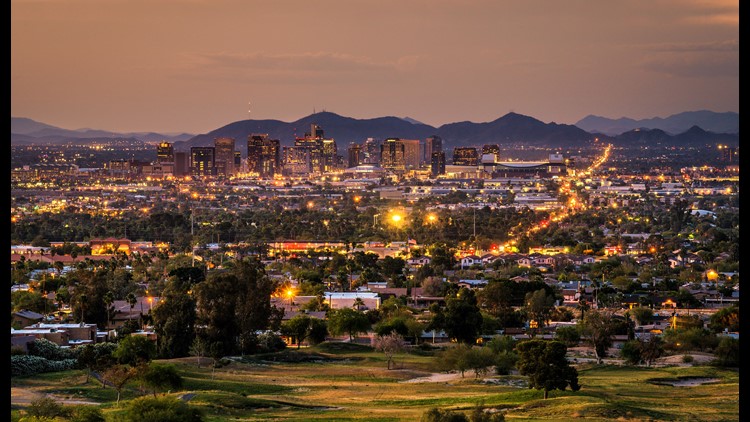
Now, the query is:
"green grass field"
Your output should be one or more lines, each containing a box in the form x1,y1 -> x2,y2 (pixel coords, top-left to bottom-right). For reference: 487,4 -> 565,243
11,343 -> 740,421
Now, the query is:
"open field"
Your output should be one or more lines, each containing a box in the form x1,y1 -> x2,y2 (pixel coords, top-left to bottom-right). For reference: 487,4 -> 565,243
11,343 -> 740,421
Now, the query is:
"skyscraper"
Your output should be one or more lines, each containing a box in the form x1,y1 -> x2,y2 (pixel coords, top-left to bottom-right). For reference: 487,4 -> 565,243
247,134 -> 281,178
156,141 -> 174,163
214,137 -> 236,177
423,135 -> 442,166
347,142 -> 361,168
190,147 -> 216,177
380,138 -> 406,170
431,151 -> 446,177
400,139 -> 421,169
452,147 -> 479,166
294,123 -> 337,173
361,138 -> 380,165
247,134 -> 267,175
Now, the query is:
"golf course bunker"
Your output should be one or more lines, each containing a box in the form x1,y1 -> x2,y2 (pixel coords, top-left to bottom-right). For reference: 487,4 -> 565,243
648,377 -> 720,387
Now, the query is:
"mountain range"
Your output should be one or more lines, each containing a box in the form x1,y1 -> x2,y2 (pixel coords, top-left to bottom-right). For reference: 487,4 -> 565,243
11,110 -> 739,152
575,110 -> 738,136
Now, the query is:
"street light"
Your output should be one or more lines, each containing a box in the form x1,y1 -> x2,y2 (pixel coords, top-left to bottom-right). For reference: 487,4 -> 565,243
286,288 -> 295,307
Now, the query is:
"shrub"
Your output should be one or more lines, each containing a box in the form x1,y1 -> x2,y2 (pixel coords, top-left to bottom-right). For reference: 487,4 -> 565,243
24,397 -> 68,419
27,338 -> 77,361
70,406 -> 106,422
256,331 -> 287,353
124,396 -> 203,422
681,354 -> 694,363
711,337 -> 739,367
11,355 -> 78,377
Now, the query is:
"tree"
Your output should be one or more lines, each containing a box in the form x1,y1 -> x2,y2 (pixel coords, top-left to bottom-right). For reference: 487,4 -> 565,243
639,336 -> 664,366
628,307 -> 653,326
371,333 -> 406,369
327,308 -> 371,341
708,306 -> 739,333
77,342 -> 118,383
523,289 -> 556,335
433,288 -> 483,344
102,364 -> 138,405
139,363 -> 184,397
152,279 -> 196,358
281,314 -> 314,349
516,339 -> 580,399
712,337 -> 739,367
578,309 -> 615,364
113,335 -> 156,367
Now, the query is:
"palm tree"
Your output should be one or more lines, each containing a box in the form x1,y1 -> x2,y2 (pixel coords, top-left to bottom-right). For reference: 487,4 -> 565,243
103,291 -> 115,330
352,297 -> 365,311
126,292 -> 138,327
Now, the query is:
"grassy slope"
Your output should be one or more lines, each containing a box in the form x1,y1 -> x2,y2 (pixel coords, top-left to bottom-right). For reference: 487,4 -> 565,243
11,344 -> 740,422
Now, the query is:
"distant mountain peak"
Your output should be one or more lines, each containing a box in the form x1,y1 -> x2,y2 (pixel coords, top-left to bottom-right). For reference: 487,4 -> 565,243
401,116 -> 425,125
575,110 -> 738,136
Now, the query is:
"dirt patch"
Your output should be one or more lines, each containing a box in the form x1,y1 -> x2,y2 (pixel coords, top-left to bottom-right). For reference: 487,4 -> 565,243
11,388 -> 99,407
400,371 -> 470,383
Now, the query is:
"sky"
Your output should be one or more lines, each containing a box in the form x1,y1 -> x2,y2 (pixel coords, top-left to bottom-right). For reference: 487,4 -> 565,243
11,0 -> 739,134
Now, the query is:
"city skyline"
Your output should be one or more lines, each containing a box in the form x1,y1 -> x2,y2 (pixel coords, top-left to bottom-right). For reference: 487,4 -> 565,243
11,0 -> 738,134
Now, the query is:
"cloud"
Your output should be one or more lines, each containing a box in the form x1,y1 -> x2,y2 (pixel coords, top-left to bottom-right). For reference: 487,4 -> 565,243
641,51 -> 738,78
184,51 -> 419,73
648,39 -> 738,53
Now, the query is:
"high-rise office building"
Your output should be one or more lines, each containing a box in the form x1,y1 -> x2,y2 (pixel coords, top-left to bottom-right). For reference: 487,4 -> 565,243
400,139 -> 421,169
190,147 -> 216,177
156,141 -> 174,163
294,123 -> 337,173
482,144 -> 500,155
234,151 -> 242,172
261,138 -> 281,177
214,137 -> 236,177
247,134 -> 266,175
452,147 -> 479,166
174,152 -> 189,176
380,138 -> 406,170
247,134 -> 281,178
431,151 -> 446,177
347,142 -> 361,168
423,136 -> 443,166
283,146 -> 311,176
361,138 -> 380,165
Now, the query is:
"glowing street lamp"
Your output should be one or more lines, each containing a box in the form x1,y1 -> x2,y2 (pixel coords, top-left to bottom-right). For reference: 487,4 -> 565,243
286,288 -> 295,307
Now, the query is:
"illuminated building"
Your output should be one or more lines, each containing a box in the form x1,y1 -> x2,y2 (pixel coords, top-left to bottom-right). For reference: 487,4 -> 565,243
294,124 -> 338,173
347,142 -> 361,168
214,137 -> 236,177
452,147 -> 479,166
431,151 -> 446,177
361,138 -> 381,165
156,141 -> 174,163
247,134 -> 281,178
400,139 -> 421,169
190,147 -> 216,177
282,146 -> 311,176
380,138 -> 406,170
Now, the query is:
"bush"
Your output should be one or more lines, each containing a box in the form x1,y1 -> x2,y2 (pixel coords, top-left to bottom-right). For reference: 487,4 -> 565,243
12,355 -> 78,377
711,337 -> 739,367
124,396 -> 203,422
620,340 -> 642,365
681,354 -> 694,363
27,338 -> 78,361
24,397 -> 68,419
256,332 -> 287,353
70,406 -> 106,422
